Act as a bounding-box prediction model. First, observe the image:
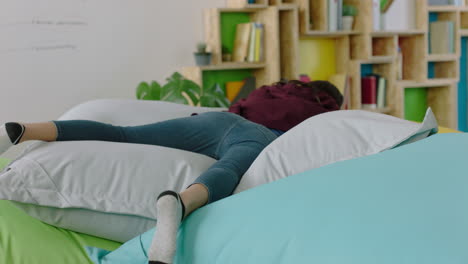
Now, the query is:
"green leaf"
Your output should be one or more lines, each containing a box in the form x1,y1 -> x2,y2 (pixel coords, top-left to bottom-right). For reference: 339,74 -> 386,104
200,83 -> 230,107
137,72 -> 203,105
199,95 -> 216,107
136,82 -> 152,100
149,81 -> 162,100
184,89 -> 199,106
214,94 -> 231,108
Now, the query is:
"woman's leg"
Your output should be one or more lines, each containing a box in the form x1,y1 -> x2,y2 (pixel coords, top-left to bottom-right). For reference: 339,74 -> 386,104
19,122 -> 58,143
148,183 -> 208,264
3,113 -> 234,158
1,122 -> 57,155
148,142 -> 268,264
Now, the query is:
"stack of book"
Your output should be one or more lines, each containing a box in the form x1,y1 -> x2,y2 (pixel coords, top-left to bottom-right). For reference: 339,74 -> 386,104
429,21 -> 455,54
232,22 -> 264,63
429,0 -> 465,5
361,74 -> 387,110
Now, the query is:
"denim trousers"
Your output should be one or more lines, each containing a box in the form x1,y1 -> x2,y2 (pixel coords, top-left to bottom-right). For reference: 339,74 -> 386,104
53,112 -> 277,204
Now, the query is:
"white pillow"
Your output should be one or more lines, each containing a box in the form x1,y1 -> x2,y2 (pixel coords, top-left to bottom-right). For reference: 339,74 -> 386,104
234,108 -> 438,194
0,140 -> 216,242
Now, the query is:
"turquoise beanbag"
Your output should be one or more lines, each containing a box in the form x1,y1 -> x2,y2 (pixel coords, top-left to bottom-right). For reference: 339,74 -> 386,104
88,133 -> 468,263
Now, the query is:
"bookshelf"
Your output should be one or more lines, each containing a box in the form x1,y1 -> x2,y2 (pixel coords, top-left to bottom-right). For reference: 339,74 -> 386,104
181,4 -> 299,94
181,0 -> 468,130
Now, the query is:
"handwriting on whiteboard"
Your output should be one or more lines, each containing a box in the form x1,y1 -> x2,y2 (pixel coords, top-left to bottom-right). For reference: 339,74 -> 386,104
0,19 -> 88,27
0,44 -> 78,54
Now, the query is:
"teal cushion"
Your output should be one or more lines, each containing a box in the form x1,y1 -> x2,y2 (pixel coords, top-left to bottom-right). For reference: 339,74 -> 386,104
88,133 -> 468,263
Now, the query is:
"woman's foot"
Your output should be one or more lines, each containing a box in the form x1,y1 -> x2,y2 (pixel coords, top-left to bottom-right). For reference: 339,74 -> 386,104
148,190 -> 185,264
0,122 -> 25,155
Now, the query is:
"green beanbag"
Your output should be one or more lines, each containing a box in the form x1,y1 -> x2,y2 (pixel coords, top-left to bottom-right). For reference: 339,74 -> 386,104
0,157 -> 122,264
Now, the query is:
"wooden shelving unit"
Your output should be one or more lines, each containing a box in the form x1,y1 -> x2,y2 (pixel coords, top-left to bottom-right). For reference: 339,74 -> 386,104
181,0 -> 466,129
181,4 -> 299,93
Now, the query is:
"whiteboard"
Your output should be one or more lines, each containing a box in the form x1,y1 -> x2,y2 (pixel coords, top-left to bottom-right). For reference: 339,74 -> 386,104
0,0 -> 221,123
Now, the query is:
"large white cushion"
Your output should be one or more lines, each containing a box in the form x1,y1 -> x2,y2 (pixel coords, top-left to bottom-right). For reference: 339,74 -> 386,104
0,99 -> 221,242
0,141 -> 216,242
234,108 -> 438,193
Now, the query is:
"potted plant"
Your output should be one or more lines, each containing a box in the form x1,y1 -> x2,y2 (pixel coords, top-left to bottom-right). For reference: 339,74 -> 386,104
194,42 -> 212,66
136,72 -> 230,108
222,45 -> 232,62
342,5 -> 358,31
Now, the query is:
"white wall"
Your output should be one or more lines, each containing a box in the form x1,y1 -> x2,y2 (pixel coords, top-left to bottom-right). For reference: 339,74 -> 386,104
0,0 -> 225,124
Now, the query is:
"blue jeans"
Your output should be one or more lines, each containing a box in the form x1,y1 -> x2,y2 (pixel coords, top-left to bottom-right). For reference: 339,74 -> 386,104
53,112 -> 277,204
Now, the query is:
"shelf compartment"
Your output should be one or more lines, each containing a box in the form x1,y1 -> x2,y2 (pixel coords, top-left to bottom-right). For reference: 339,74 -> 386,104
308,0 -> 327,31
204,7 -> 281,86
461,11 -> 468,29
399,35 -> 427,82
402,85 -> 457,128
344,0 -> 373,33
372,36 -> 397,57
428,11 -> 460,55
428,60 -> 459,80
348,61 -> 396,115
226,0 -> 268,9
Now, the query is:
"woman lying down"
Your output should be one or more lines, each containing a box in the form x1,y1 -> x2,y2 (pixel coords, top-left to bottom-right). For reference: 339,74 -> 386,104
0,80 -> 342,264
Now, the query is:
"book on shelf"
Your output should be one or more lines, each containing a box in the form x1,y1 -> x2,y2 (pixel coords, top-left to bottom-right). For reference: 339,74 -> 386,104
233,23 -> 252,62
328,0 -> 338,31
337,0 -> 343,30
233,22 -> 264,63
361,75 -> 377,109
362,74 -> 387,110
428,0 -> 450,5
429,21 -> 455,54
254,23 -> 264,62
396,46 -> 403,80
448,0 -> 465,5
429,0 -> 465,5
377,77 -> 387,109
247,22 -> 257,62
